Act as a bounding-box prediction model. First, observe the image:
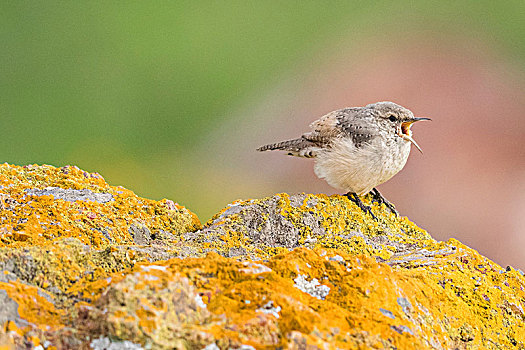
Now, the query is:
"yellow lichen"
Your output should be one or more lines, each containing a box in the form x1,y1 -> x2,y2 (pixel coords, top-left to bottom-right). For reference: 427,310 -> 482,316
65,244 -> 524,348
0,164 -> 201,249
0,281 -> 64,330
0,164 -> 523,349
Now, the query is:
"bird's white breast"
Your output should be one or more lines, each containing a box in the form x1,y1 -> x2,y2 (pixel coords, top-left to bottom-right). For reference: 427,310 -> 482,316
313,136 -> 411,195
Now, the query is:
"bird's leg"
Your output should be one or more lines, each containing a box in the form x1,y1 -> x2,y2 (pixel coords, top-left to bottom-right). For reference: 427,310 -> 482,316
345,192 -> 377,220
370,188 -> 398,216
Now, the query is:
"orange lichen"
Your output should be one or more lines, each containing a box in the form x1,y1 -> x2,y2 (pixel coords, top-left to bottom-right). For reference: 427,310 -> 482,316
0,164 -> 201,249
0,164 -> 523,349
70,244 -> 525,348
0,280 -> 64,330
197,193 -> 434,262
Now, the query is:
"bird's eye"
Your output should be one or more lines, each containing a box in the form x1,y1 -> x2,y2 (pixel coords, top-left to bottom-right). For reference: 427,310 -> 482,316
388,115 -> 397,122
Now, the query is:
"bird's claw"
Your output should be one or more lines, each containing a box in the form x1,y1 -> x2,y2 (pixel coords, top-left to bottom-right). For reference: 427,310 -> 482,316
345,192 -> 377,220
370,188 -> 398,216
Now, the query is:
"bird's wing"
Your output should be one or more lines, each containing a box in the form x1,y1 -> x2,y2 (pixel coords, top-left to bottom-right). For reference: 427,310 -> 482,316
304,107 -> 374,148
302,110 -> 341,146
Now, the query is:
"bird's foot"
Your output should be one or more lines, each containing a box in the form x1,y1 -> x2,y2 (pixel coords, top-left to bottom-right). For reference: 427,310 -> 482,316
345,192 -> 377,220
370,188 -> 398,216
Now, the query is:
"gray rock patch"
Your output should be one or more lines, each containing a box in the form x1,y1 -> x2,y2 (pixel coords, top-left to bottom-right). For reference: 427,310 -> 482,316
239,262 -> 272,274
397,297 -> 413,314
90,337 -> 144,350
129,222 -> 151,245
0,289 -> 30,328
293,274 -> 330,300
379,308 -> 396,319
26,187 -> 113,204
256,300 -> 282,318
390,324 -> 414,335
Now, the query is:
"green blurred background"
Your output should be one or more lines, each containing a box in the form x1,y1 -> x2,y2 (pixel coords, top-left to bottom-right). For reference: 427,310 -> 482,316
2,1 -> 525,267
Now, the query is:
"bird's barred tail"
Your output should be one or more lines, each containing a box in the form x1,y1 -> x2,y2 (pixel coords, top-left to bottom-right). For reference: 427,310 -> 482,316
257,138 -> 317,158
257,139 -> 299,152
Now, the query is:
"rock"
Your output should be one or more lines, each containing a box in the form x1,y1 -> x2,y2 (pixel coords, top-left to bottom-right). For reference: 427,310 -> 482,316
193,193 -> 436,264
0,165 -> 524,349
129,221 -> 151,245
0,164 -> 200,249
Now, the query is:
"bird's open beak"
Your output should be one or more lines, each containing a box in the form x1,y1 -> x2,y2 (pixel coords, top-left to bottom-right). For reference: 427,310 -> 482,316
398,117 -> 431,153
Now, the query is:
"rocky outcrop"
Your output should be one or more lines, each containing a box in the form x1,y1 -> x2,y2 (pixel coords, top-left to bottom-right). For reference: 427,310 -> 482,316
0,164 -> 523,349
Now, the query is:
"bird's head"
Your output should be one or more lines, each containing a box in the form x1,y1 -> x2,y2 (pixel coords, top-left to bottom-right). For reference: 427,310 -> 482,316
368,101 -> 431,153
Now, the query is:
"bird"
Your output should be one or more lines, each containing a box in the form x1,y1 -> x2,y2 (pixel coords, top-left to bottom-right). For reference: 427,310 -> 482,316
257,101 -> 430,217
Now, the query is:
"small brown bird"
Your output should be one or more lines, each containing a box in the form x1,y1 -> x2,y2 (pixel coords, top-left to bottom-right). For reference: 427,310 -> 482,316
257,101 -> 430,216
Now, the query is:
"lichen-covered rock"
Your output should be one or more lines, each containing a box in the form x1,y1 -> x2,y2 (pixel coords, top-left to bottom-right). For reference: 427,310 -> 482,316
0,164 -> 200,248
0,163 -> 201,348
192,193 -> 434,262
0,167 -> 524,349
